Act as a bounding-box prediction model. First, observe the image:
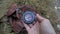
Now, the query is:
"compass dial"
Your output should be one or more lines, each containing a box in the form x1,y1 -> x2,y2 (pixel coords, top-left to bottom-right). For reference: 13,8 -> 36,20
22,11 -> 35,24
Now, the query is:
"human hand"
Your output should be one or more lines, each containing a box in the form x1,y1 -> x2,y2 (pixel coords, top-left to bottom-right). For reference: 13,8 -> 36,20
23,21 -> 40,34
23,14 -> 56,34
36,14 -> 56,34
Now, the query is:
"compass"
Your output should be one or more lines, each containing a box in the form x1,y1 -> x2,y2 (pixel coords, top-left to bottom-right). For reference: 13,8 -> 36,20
22,10 -> 35,24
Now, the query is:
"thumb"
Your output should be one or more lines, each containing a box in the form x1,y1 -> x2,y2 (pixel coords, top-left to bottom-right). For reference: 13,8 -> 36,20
36,14 -> 45,22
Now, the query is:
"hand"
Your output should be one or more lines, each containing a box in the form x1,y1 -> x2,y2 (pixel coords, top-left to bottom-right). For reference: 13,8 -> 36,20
36,14 -> 56,34
23,21 -> 40,34
23,14 -> 56,34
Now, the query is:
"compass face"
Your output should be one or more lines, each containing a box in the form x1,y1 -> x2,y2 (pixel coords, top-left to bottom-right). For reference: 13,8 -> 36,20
25,14 -> 32,21
22,11 -> 35,24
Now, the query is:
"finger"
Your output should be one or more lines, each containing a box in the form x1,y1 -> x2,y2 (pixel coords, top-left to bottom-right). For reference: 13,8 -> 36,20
22,21 -> 30,30
29,21 -> 35,28
36,14 -> 45,20
32,21 -> 36,25
36,14 -> 45,22
35,21 -> 39,25
32,21 -> 40,29
29,24 -> 33,28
